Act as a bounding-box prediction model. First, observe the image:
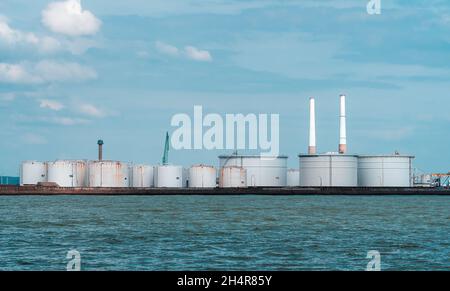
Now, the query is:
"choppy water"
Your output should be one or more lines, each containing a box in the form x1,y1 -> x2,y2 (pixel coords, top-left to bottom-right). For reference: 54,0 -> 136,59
0,195 -> 448,271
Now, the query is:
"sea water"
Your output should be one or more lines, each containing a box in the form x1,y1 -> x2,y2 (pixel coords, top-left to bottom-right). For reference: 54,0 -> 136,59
0,195 -> 448,270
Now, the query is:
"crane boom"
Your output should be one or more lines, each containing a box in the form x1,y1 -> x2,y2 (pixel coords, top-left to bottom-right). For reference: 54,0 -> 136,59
162,132 -> 170,165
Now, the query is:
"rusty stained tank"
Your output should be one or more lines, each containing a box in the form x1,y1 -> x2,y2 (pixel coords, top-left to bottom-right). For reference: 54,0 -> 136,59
131,165 -> 154,188
47,160 -> 87,187
88,161 -> 130,187
219,166 -> 247,188
188,165 -> 217,188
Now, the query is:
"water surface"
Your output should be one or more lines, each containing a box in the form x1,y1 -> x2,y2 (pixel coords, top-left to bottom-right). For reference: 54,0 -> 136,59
0,195 -> 448,270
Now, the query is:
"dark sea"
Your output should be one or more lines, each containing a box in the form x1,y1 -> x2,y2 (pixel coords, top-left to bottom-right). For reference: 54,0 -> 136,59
0,195 -> 448,271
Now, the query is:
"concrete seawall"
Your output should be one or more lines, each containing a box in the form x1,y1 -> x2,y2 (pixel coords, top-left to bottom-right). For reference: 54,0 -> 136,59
0,185 -> 449,195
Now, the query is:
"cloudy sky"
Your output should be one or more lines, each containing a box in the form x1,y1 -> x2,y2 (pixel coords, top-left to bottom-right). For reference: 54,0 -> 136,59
1,0 -> 449,175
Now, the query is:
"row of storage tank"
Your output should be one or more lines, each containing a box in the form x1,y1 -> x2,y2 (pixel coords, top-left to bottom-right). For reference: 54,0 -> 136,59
20,153 -> 414,188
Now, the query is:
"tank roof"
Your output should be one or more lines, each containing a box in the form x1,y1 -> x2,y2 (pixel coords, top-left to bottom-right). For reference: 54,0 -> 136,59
218,155 -> 288,159
298,153 -> 359,158
191,164 -> 215,168
358,154 -> 415,158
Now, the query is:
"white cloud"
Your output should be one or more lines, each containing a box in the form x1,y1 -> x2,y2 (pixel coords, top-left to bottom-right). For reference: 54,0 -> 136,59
0,19 -> 62,53
0,61 -> 97,84
184,46 -> 212,62
35,60 -> 97,82
155,41 -> 212,62
0,63 -> 40,84
42,0 -> 101,36
77,103 -> 105,118
51,116 -> 89,125
155,41 -> 179,56
21,133 -> 48,145
39,99 -> 64,111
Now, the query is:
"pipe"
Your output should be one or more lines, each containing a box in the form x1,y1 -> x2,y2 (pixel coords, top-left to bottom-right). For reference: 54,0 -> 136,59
339,95 -> 347,154
308,97 -> 316,155
97,140 -> 103,161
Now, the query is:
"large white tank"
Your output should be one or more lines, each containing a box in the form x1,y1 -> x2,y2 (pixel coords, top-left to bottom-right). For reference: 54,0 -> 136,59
219,166 -> 247,188
47,160 -> 87,187
299,154 -> 358,187
88,161 -> 130,187
287,169 -> 300,187
131,165 -> 154,188
358,155 -> 414,187
219,155 -> 287,187
20,161 -> 47,185
155,165 -> 183,188
188,165 -> 217,188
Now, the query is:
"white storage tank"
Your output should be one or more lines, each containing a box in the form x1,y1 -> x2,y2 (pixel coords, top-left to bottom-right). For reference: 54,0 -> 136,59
88,161 -> 130,187
358,155 -> 414,187
131,165 -> 154,188
47,160 -> 87,187
287,169 -> 300,187
155,165 -> 183,188
188,165 -> 217,188
20,161 -> 47,185
219,166 -> 247,188
299,154 -> 358,187
219,155 -> 287,187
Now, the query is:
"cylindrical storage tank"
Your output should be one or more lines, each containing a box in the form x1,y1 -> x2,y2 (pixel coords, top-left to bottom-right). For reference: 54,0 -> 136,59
154,165 -> 183,188
219,155 -> 287,187
287,169 -> 300,187
299,154 -> 358,187
219,166 -> 247,188
131,165 -> 154,188
88,161 -> 130,187
20,161 -> 47,185
188,165 -> 217,188
47,160 -> 87,187
358,155 -> 414,187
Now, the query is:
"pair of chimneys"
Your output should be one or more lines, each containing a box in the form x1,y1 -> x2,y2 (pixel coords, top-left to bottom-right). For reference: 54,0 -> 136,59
308,95 -> 347,155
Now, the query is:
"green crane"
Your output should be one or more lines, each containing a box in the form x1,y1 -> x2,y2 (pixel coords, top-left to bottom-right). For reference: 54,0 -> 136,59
162,131 -> 170,165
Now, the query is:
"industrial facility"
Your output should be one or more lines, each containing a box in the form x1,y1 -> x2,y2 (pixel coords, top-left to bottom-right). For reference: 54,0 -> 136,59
13,94 -> 449,192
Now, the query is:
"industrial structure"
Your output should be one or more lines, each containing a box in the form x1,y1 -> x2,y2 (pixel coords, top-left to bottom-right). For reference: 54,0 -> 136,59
358,155 -> 414,187
47,160 -> 88,187
20,161 -> 47,186
219,166 -> 247,188
188,165 -> 217,188
299,154 -> 358,187
287,169 -> 300,187
218,155 -> 287,187
131,165 -> 154,188
88,161 -> 130,187
15,94 -> 446,192
299,94 -> 416,188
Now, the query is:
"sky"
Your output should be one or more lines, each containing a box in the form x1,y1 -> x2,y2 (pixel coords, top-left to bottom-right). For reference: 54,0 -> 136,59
1,0 -> 450,176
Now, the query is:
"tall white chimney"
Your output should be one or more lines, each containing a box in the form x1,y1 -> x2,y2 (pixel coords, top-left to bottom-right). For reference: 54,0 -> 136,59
339,94 -> 347,154
308,97 -> 316,155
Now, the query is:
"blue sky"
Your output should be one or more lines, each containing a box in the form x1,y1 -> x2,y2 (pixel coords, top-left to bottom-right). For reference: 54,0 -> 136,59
1,0 -> 450,176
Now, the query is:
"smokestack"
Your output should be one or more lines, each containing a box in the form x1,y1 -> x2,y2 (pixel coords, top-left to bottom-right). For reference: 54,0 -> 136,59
339,95 -> 347,154
97,139 -> 104,161
308,97 -> 316,155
